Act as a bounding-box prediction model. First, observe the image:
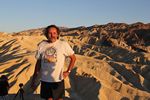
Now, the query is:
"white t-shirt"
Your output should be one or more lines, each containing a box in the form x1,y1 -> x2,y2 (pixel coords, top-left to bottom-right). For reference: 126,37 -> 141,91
35,39 -> 74,82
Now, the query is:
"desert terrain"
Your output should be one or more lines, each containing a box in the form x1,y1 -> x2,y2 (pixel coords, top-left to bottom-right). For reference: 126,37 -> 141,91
0,22 -> 150,100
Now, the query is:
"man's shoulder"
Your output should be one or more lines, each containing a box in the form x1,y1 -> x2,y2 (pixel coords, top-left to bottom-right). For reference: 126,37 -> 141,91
59,38 -> 69,44
37,40 -> 48,47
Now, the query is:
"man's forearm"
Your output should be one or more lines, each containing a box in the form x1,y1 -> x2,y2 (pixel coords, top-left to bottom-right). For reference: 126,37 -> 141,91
32,59 -> 41,80
67,54 -> 76,72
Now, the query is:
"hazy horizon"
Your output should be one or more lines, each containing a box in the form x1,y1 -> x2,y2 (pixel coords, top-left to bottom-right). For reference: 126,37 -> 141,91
0,0 -> 150,33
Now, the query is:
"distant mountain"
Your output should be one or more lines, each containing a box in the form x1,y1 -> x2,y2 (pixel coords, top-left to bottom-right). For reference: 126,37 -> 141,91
11,22 -> 150,52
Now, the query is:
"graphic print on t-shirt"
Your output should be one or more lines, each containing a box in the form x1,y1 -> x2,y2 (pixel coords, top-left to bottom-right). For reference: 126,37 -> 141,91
44,47 -> 57,63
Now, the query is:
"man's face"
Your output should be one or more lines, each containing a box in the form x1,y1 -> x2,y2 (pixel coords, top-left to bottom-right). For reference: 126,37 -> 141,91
48,27 -> 58,40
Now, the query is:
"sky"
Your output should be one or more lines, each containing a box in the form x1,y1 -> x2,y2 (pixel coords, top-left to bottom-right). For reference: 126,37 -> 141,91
0,0 -> 149,33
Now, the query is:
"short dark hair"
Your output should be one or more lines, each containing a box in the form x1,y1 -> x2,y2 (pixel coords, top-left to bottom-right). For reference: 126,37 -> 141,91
44,25 -> 60,39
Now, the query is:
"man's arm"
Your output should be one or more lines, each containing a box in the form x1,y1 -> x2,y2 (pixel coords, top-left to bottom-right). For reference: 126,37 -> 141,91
66,54 -> 76,72
31,59 -> 41,86
63,54 -> 76,78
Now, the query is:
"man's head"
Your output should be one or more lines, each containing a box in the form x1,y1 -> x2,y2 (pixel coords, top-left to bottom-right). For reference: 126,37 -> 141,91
44,25 -> 60,42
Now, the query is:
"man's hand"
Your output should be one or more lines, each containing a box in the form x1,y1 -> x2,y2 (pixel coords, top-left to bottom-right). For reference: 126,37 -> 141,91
30,74 -> 38,90
63,54 -> 76,79
30,79 -> 36,89
63,71 -> 70,79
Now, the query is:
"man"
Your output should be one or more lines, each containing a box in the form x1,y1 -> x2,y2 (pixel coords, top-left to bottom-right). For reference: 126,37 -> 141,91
31,25 -> 76,100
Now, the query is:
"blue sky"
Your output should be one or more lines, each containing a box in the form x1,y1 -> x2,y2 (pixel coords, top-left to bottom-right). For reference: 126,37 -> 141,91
0,0 -> 149,33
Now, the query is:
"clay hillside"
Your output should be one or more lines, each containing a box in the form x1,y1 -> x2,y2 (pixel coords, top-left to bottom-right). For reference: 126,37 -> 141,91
0,22 -> 150,100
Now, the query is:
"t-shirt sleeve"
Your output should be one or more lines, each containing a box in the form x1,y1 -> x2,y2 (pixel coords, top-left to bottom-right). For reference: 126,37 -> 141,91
35,44 -> 42,59
63,42 -> 74,56
35,50 -> 41,59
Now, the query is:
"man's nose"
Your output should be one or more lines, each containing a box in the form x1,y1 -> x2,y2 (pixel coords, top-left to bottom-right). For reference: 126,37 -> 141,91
51,33 -> 54,36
